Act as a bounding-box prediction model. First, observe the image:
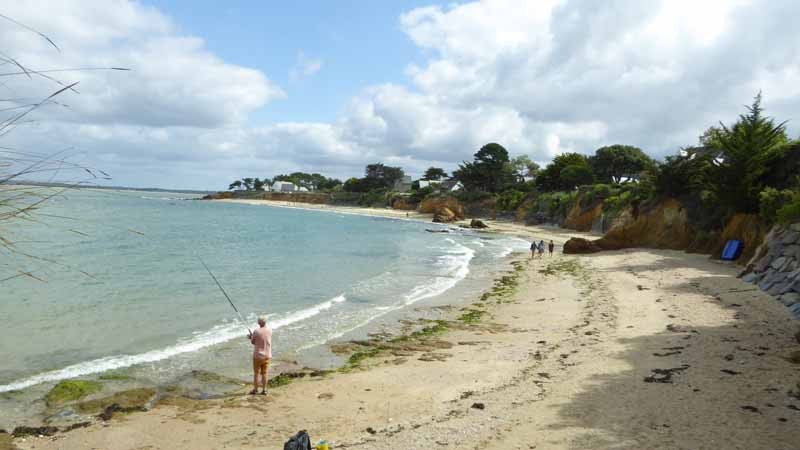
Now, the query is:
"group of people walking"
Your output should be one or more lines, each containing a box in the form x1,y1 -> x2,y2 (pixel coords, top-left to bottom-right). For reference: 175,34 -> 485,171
531,239 -> 555,258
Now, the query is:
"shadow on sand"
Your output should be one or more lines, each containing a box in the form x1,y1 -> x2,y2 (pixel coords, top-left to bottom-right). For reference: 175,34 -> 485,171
550,250 -> 800,449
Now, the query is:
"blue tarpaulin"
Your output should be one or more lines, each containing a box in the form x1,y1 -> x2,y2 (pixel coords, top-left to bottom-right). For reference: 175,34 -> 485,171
721,239 -> 743,261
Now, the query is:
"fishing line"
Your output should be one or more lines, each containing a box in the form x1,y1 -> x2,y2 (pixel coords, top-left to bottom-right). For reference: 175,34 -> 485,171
196,255 -> 251,335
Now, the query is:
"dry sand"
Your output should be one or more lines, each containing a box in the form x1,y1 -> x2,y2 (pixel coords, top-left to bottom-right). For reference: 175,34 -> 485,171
13,204 -> 800,450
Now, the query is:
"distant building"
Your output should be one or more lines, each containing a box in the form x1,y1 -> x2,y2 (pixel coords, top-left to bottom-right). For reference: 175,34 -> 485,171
393,175 -> 413,193
440,179 -> 463,192
272,181 -> 297,192
298,186 -> 310,192
418,179 -> 442,189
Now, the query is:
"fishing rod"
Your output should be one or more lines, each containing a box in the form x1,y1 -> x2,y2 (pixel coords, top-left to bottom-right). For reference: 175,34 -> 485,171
197,256 -> 251,335
125,229 -> 253,335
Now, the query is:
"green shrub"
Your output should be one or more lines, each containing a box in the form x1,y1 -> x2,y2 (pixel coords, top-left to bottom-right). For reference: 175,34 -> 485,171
776,193 -> 800,224
357,189 -> 388,207
496,190 -> 526,211
587,183 -> 613,200
759,187 -> 796,223
454,190 -> 493,203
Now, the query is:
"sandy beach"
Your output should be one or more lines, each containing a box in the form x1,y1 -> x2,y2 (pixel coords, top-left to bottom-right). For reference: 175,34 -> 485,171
215,198 -> 585,243
9,204 -> 800,450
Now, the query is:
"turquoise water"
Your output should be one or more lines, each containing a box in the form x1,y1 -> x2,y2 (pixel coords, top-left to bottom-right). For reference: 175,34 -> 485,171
0,189 -> 529,425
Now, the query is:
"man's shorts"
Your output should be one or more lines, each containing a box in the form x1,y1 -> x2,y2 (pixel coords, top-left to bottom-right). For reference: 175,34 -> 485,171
253,357 -> 270,375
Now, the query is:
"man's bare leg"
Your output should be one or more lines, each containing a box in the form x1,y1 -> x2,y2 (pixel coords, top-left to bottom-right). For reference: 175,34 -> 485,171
261,367 -> 267,394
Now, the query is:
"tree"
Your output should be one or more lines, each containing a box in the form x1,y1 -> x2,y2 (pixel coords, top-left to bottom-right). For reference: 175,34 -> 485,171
343,177 -> 367,193
272,172 -> 342,191
510,155 -> 540,181
242,177 -> 254,190
253,178 -> 265,191
589,145 -> 653,183
228,180 -> 243,191
422,167 -> 448,181
364,163 -> 404,190
701,92 -> 789,213
452,143 -> 516,193
559,165 -> 595,189
643,152 -> 713,199
535,153 -> 591,191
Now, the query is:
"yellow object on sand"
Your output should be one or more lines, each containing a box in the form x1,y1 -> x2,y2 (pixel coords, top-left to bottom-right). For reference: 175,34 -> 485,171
316,441 -> 329,450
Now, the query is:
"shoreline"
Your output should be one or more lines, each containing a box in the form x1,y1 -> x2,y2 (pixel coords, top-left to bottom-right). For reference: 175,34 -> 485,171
11,228 -> 800,449
214,197 -> 595,244
0,200 -> 543,432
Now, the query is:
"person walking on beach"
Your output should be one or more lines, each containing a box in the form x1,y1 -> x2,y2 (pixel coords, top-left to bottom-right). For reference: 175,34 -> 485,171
548,240 -> 555,257
537,240 -> 545,258
530,240 -> 537,259
248,316 -> 272,395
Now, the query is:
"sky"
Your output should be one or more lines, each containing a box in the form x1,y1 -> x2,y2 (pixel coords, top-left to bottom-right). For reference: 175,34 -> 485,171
2,0 -> 799,191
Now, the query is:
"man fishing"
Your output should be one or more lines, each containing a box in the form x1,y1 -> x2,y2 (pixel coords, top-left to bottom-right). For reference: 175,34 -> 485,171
248,316 -> 272,395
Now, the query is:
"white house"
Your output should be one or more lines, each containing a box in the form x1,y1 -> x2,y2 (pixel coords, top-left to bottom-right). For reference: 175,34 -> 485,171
418,179 -> 442,189
272,181 -> 297,192
298,186 -> 310,192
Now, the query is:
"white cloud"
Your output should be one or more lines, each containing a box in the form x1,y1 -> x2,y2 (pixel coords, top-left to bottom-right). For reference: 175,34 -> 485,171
288,52 -> 324,82
0,0 -> 284,129
4,0 -> 800,190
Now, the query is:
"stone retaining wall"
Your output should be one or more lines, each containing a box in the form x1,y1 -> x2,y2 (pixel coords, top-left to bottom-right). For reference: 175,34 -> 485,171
740,222 -> 800,319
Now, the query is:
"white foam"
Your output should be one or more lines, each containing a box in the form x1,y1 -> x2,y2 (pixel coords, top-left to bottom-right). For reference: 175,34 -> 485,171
0,295 -> 346,393
323,240 -> 475,342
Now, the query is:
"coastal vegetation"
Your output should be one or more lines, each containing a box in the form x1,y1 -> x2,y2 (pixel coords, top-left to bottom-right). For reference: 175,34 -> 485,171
220,93 -> 799,242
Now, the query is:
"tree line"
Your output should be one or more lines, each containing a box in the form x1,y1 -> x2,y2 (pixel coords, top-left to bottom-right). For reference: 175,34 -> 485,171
225,93 -> 800,226
228,173 -> 342,192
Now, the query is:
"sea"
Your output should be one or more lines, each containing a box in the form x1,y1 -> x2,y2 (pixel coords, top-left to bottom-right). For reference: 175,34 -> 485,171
0,188 -> 530,427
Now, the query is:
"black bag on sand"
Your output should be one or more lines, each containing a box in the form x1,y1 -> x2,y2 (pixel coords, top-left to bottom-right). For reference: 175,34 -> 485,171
284,430 -> 312,450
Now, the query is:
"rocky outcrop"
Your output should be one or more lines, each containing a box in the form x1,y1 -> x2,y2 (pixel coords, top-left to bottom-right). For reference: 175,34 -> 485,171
470,219 -> 489,229
419,195 -> 465,222
563,237 -> 603,254
433,207 -> 457,223
739,222 -> 800,319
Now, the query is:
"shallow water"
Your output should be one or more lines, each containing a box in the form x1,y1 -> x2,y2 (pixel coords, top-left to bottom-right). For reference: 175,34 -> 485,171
0,189 -> 529,426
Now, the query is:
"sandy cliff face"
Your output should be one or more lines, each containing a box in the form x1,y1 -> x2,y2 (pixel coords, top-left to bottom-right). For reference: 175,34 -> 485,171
562,198 -> 604,232
418,195 -> 465,220
390,196 -> 416,210
563,198 -> 770,267
595,198 -> 693,250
